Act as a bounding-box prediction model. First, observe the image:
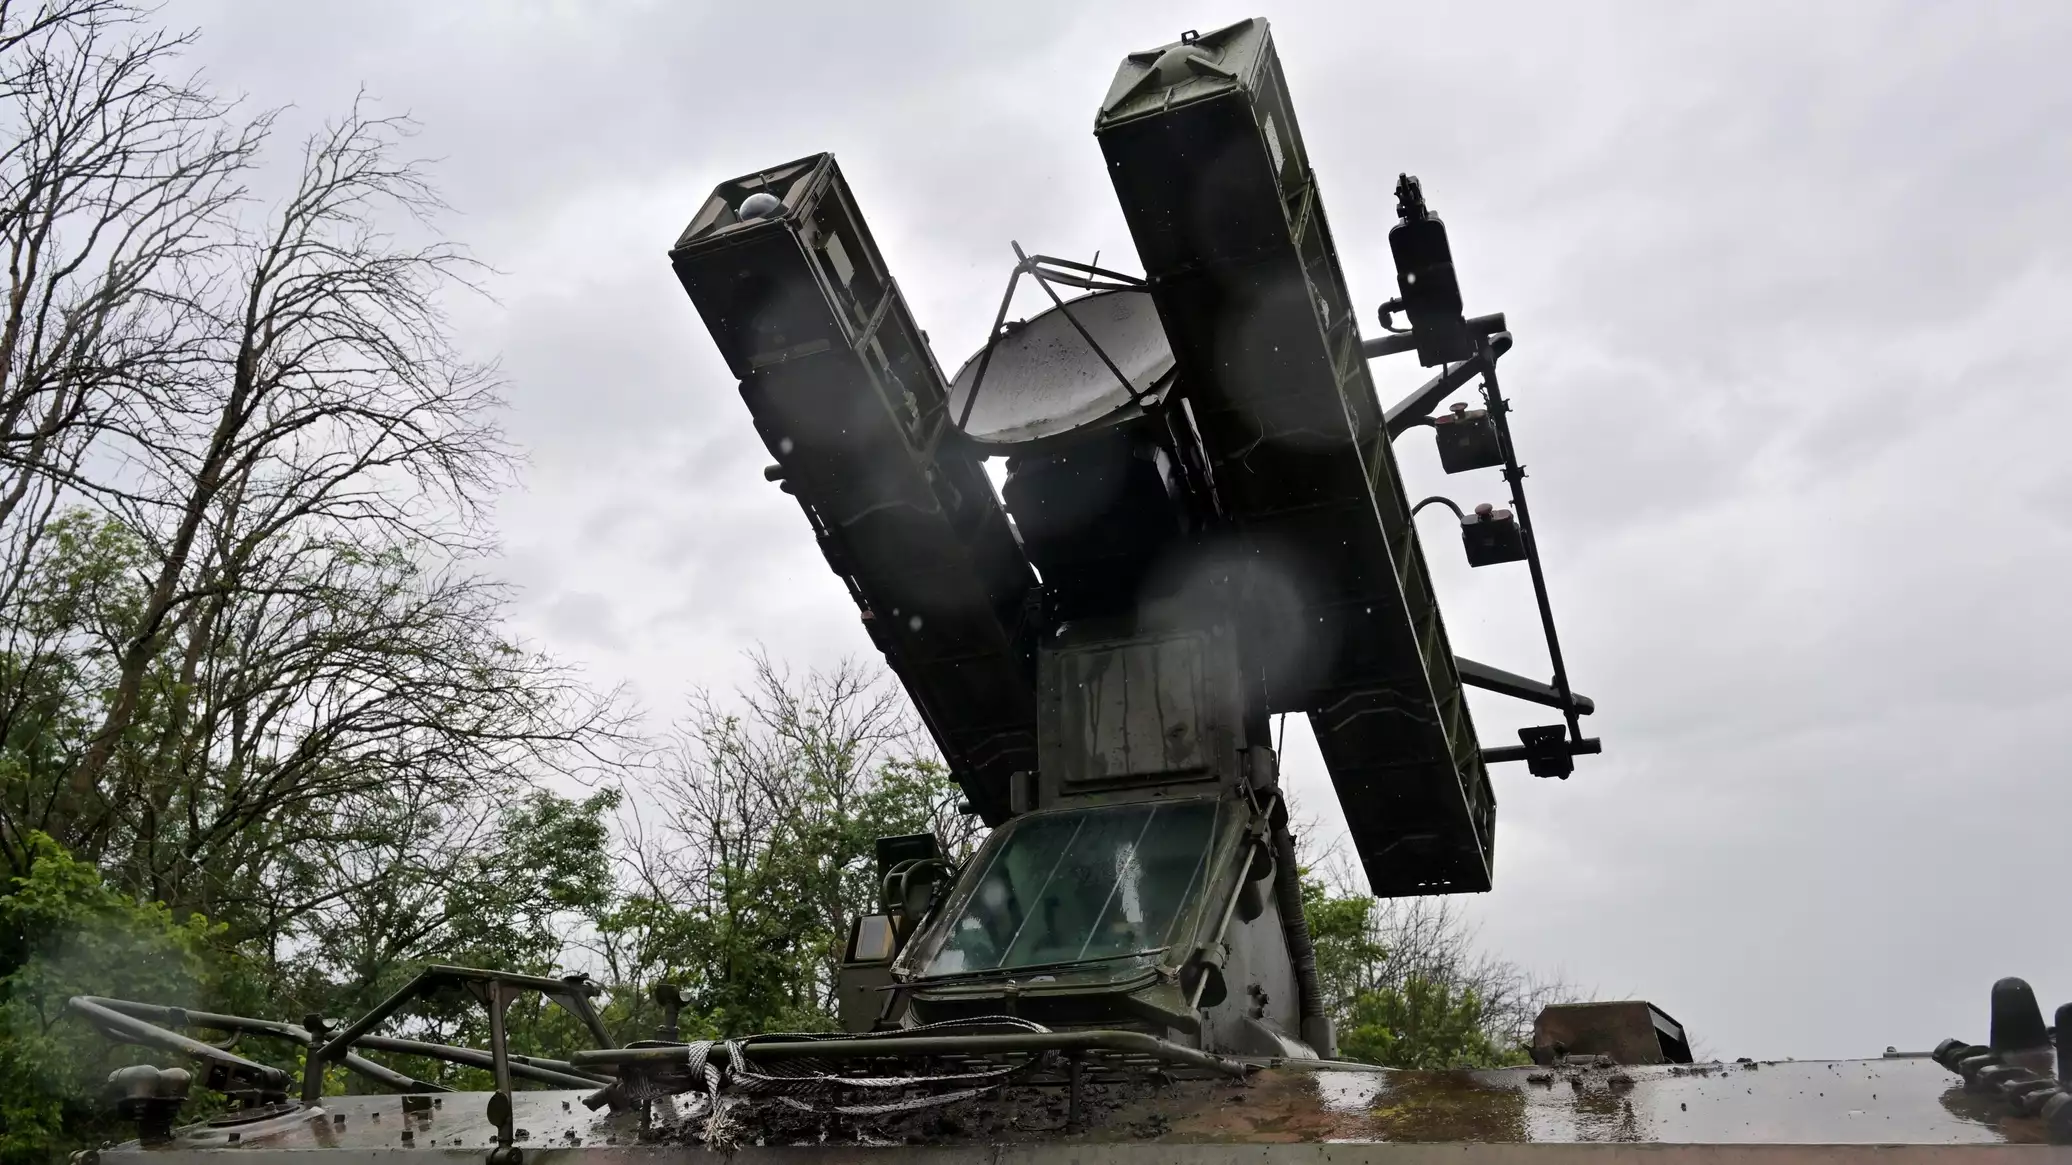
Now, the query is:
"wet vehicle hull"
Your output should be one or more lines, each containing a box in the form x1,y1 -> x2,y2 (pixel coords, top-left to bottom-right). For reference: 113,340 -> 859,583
96,1056 -> 2070,1162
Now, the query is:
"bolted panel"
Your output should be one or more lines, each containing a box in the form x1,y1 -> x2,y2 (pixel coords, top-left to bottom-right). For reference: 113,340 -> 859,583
1095,20 -> 1492,894
669,153 -> 1039,824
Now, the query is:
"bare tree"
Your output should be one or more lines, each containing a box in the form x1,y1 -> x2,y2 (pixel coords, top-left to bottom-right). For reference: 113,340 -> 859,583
130,547 -> 620,902
0,5 -> 262,845
0,1 -> 258,565
0,2 -> 125,67
0,9 -> 642,1148
605,652 -> 976,1033
0,7 -> 633,924
65,102 -> 511,829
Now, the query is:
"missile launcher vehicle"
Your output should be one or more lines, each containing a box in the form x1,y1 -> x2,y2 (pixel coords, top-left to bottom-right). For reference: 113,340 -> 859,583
70,18 -> 2072,1162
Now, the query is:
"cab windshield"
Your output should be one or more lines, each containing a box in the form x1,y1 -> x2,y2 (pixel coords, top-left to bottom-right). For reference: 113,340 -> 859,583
919,799 -> 1219,978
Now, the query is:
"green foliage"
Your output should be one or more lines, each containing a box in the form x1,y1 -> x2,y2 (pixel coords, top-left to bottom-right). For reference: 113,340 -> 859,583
0,511 -> 150,878
595,684 -> 975,1042
437,788 -> 621,974
1337,977 -> 1518,1069
0,4 -> 628,1153
263,787 -> 627,1084
0,833 -> 230,1164
1302,875 -> 1386,1001
1302,875 -> 1541,1070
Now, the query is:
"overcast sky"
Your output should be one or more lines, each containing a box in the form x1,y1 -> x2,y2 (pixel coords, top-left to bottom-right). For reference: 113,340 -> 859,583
167,0 -> 2072,1061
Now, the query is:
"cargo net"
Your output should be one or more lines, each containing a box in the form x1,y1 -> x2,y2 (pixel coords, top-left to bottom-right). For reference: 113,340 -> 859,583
609,1017 -> 1057,1143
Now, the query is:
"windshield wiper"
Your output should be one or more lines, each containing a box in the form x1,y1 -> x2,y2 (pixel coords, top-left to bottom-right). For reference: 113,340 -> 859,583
915,947 -> 1169,986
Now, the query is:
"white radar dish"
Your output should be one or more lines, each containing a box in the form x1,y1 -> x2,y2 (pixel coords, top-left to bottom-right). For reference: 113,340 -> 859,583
945,288 -> 1175,451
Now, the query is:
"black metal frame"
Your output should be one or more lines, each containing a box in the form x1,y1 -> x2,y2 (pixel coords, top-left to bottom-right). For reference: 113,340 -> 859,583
955,240 -> 1599,782
569,1028 -> 1246,1078
302,966 -> 610,1098
71,988 -> 617,1098
955,244 -> 1149,433
301,966 -> 615,1157
70,965 -> 627,1160
1380,327 -> 1601,777
70,997 -> 603,1102
70,998 -> 303,1103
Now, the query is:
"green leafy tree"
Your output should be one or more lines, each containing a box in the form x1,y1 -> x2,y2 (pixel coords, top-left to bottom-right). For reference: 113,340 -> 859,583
1303,874 -> 1567,1069
0,832 -> 235,1164
597,653 -> 979,1041
254,787 -> 627,1091
1338,976 -> 1515,1069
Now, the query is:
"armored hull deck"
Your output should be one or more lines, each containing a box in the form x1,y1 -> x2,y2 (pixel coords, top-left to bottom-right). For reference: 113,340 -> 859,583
96,1057 -> 2071,1163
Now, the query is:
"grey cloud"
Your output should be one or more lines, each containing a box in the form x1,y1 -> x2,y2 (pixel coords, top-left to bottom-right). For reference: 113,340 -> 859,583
577,502 -> 637,550
484,542 -> 563,603
538,590 -> 628,652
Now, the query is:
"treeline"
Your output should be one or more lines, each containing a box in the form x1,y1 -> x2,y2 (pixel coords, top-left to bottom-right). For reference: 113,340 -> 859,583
0,3 -> 1563,1160
0,0 -> 629,1150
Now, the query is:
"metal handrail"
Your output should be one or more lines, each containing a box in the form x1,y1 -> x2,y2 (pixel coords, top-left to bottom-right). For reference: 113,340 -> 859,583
570,1027 -> 1247,1079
